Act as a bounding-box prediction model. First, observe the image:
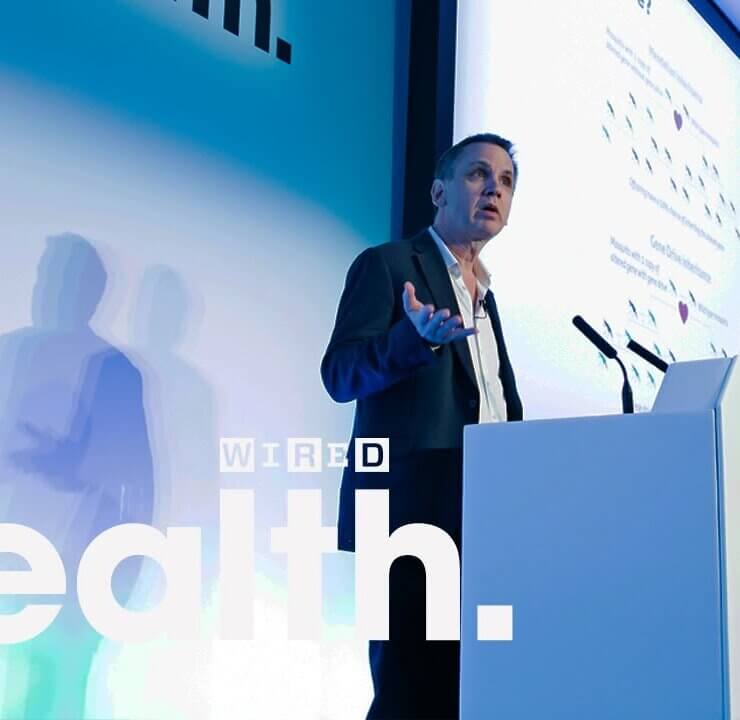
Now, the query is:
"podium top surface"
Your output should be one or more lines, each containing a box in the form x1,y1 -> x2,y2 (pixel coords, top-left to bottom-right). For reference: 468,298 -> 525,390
652,357 -> 735,413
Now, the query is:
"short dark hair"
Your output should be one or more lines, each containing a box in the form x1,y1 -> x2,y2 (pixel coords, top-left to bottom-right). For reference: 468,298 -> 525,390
434,133 -> 518,188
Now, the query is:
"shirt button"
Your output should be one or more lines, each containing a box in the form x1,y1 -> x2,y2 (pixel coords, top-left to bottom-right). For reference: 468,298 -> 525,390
469,398 -> 478,409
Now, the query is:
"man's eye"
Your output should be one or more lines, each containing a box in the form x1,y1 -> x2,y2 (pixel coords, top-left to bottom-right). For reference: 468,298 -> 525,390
471,168 -> 486,178
501,176 -> 512,187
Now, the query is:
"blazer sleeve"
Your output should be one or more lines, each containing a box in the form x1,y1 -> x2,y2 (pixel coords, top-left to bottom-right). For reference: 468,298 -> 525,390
321,247 -> 436,403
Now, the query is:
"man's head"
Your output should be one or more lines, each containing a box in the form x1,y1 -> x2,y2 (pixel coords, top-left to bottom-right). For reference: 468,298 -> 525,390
431,133 -> 517,244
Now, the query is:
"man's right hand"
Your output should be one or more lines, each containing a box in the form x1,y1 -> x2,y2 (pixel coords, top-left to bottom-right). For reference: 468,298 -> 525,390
402,281 -> 476,345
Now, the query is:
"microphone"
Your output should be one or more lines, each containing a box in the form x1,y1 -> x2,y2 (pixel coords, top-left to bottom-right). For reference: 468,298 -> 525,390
626,339 -> 668,373
572,315 -> 634,414
572,315 -> 617,359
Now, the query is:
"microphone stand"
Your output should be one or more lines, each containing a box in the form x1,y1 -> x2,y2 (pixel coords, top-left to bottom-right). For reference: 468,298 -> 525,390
614,356 -> 634,414
572,315 -> 634,415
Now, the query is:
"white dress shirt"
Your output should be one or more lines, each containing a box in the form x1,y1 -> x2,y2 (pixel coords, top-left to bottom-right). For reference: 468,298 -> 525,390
428,226 -> 507,423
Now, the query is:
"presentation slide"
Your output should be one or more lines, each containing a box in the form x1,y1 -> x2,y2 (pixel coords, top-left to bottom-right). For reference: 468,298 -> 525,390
456,0 -> 740,417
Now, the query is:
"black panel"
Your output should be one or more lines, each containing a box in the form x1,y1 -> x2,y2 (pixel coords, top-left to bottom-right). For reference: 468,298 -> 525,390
254,0 -> 271,53
276,37 -> 292,64
223,0 -> 240,36
192,0 -> 209,20
401,0 -> 457,239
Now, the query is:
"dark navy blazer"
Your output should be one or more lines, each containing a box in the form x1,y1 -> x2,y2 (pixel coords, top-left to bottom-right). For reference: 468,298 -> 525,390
321,229 -> 523,550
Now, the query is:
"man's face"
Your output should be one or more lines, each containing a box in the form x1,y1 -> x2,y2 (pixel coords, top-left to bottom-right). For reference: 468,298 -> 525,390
432,142 -> 515,243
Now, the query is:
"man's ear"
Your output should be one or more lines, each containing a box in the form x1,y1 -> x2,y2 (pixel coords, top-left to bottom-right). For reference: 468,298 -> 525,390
430,178 -> 446,208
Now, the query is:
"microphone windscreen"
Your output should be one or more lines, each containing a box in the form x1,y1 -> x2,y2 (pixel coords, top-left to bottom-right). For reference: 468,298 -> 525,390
572,315 -> 618,359
626,339 -> 669,373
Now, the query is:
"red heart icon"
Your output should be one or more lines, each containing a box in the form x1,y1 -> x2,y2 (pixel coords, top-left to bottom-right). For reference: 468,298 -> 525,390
674,110 -> 683,130
678,301 -> 689,323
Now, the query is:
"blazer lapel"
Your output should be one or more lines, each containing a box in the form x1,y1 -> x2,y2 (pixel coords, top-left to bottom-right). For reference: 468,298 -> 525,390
412,231 -> 477,391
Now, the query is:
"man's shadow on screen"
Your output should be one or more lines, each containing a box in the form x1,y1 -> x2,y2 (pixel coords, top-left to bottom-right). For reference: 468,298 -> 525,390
130,265 -> 217,597
0,234 -> 153,720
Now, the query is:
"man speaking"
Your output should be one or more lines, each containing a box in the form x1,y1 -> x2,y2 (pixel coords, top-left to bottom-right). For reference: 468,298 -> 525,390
321,133 -> 523,719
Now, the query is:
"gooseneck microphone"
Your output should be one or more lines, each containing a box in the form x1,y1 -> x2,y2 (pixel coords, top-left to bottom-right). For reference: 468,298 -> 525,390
626,339 -> 669,373
572,315 -> 634,414
572,315 -> 617,359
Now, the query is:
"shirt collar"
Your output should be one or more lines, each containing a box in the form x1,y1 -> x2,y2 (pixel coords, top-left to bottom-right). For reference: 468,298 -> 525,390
428,226 -> 492,292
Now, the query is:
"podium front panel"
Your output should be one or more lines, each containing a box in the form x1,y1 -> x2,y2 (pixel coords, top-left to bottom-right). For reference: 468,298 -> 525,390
461,411 -> 723,720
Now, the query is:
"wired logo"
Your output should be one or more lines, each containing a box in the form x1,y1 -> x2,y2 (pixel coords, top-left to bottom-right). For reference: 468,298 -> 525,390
178,0 -> 292,64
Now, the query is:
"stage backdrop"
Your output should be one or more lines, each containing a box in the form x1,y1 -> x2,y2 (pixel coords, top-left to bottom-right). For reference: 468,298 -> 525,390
2,0 -> 738,718
0,0 -> 401,717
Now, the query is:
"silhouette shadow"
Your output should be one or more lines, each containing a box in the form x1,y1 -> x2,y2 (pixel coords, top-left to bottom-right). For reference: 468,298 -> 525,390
96,264 -> 218,720
0,234 -> 154,719
130,265 -> 218,595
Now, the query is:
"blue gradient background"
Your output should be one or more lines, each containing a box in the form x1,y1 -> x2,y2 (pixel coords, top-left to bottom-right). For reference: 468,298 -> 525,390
0,0 -> 398,716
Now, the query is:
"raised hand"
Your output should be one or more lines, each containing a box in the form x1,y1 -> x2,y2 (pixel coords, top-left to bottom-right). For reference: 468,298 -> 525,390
402,281 -> 476,345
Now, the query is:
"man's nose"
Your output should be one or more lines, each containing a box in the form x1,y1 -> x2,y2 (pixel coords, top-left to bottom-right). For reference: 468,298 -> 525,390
484,178 -> 500,196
